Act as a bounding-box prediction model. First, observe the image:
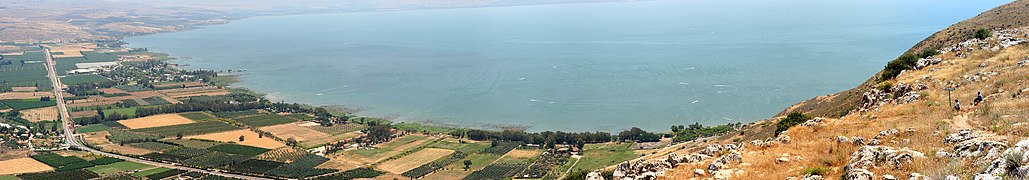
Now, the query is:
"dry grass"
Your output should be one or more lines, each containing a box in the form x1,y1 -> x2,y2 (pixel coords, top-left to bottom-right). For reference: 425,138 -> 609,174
186,129 -> 285,149
377,148 -> 455,174
116,114 -> 195,129
0,92 -> 49,100
19,106 -> 57,122
97,144 -> 154,155
259,123 -> 331,142
0,157 -> 54,175
505,149 -> 542,159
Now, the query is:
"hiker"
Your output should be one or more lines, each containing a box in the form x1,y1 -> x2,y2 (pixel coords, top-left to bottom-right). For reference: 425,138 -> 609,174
954,100 -> 961,111
974,91 -> 984,106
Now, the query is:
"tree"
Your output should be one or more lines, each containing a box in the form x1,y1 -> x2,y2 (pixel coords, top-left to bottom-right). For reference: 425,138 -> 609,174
239,135 -> 245,142
286,137 -> 298,146
176,132 -> 183,140
775,112 -> 812,136
463,160 -> 472,170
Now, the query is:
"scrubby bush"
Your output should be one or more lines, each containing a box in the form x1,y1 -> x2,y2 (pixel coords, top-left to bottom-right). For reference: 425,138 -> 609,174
974,28 -> 992,40
880,49 -> 939,80
774,112 -> 812,136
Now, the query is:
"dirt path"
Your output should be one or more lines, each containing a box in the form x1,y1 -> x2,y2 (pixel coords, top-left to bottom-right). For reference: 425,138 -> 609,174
558,156 -> 582,180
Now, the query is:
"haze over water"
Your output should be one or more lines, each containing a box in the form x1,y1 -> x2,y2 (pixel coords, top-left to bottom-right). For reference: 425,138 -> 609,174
124,0 -> 1008,132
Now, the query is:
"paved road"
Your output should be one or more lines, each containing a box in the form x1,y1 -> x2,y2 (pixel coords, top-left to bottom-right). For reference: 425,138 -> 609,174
42,48 -> 273,180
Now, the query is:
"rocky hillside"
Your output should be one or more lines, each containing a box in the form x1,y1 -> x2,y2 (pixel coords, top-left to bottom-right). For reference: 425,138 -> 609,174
598,1 -> 1029,179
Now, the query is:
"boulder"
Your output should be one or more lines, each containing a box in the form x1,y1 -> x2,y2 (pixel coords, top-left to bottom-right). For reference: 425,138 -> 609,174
846,168 -> 874,180
883,174 -> 897,180
944,129 -> 978,144
852,137 -> 867,145
693,169 -> 705,177
586,172 -> 605,180
979,139 -> 1029,178
876,129 -> 900,139
945,175 -> 960,180
837,136 -> 851,143
909,173 -> 928,180
952,140 -> 1006,159
776,157 -> 790,163
802,174 -> 824,180
847,146 -> 925,170
776,134 -> 792,144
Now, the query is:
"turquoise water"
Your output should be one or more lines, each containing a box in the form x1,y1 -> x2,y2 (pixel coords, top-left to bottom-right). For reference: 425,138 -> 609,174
124,0 -> 1008,132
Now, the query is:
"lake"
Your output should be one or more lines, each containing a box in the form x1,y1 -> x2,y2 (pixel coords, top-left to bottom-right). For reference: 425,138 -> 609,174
124,0 -> 1008,132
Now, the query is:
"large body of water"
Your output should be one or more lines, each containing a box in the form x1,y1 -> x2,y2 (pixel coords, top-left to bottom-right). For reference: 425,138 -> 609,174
124,0 -> 1008,132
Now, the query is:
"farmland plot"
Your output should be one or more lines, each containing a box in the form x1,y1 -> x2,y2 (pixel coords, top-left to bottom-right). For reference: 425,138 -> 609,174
259,123 -> 330,142
0,158 -> 54,175
233,114 -> 297,127
378,148 -> 455,174
132,121 -> 238,136
19,106 -> 57,122
116,114 -> 194,129
186,129 -> 285,149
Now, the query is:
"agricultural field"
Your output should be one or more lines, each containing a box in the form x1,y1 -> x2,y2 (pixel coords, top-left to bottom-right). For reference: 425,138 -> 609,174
0,158 -> 54,175
60,74 -> 112,86
306,123 -> 366,135
127,142 -> 178,151
567,143 -> 635,173
160,87 -> 231,98
378,148 -> 455,174
207,143 -> 271,156
141,96 -> 169,105
76,124 -> 111,133
1,98 -> 56,110
0,92 -> 49,100
0,53 -> 52,91
497,149 -> 542,164
17,169 -> 99,180
186,129 -> 285,149
133,121 -> 238,136
313,167 -> 383,180
462,163 -> 528,180
349,135 -> 433,163
116,114 -> 194,129
178,112 -> 217,121
232,114 -> 297,127
255,147 -> 308,163
84,161 -> 151,176
19,106 -> 57,122
162,139 -> 222,149
259,123 -> 330,142
132,168 -> 184,179
54,51 -> 119,75
211,109 -> 263,119
102,107 -> 136,117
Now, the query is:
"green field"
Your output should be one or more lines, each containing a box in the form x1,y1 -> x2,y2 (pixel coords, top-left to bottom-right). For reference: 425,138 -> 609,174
85,161 -> 152,176
207,143 -> 271,156
0,52 -> 52,91
60,74 -> 112,85
76,124 -> 111,133
102,107 -> 137,117
568,143 -> 635,173
232,114 -> 297,127
353,135 -> 428,157
179,112 -> 218,121
132,121 -> 239,136
55,51 -> 119,75
1,98 -> 56,110
163,139 -> 223,149
142,96 -> 169,105
394,122 -> 459,134
132,167 -> 171,177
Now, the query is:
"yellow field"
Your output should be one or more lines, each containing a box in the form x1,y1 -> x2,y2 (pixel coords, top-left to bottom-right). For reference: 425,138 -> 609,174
377,148 -> 455,174
259,123 -> 330,142
0,92 -> 48,100
116,114 -> 195,129
504,149 -> 542,159
19,107 -> 57,122
0,158 -> 54,175
187,129 -> 285,149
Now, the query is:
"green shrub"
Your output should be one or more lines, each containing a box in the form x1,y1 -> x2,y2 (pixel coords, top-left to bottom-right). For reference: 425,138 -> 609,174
774,112 -> 812,136
802,167 -> 829,175
879,49 -> 939,80
974,28 -> 992,39
875,81 -> 892,91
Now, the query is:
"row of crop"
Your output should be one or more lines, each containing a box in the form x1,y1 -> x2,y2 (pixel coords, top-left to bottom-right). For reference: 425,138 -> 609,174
131,121 -> 238,136
462,163 -> 529,180
313,167 -> 383,180
514,152 -> 569,178
481,141 -> 521,155
401,151 -> 468,178
264,154 -> 337,178
232,114 -> 296,127
17,169 -> 100,180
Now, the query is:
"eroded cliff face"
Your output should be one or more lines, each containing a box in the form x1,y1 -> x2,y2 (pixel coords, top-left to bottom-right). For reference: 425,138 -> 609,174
604,1 -> 1029,179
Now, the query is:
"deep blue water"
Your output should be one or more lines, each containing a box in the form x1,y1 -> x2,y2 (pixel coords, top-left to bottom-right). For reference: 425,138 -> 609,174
124,0 -> 1009,132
